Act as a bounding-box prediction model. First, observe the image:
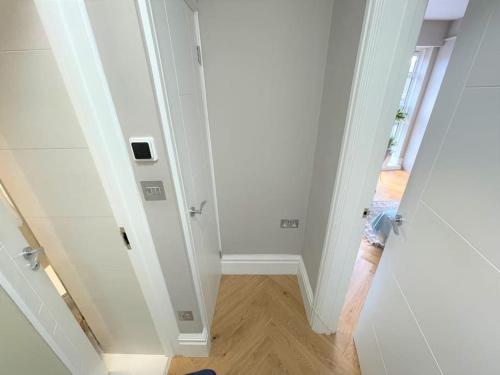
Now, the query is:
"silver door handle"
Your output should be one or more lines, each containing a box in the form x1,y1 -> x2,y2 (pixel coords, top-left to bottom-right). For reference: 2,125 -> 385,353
21,246 -> 44,271
391,214 -> 404,235
189,200 -> 206,217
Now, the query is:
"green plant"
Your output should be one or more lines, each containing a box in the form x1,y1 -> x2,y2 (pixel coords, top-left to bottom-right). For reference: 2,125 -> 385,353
388,136 -> 397,149
395,107 -> 407,122
386,108 -> 408,157
389,108 -> 407,150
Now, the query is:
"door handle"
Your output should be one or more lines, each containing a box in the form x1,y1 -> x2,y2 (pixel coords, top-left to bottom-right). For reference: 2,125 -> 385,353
391,214 -> 404,235
21,246 -> 44,271
189,200 -> 206,217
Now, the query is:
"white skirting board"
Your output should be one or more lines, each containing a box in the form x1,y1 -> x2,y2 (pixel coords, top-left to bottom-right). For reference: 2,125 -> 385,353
221,254 -> 301,275
177,328 -> 210,357
103,354 -> 170,375
221,254 -> 316,328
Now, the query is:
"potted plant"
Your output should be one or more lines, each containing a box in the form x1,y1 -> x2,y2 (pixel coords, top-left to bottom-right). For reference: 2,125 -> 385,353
385,108 -> 407,159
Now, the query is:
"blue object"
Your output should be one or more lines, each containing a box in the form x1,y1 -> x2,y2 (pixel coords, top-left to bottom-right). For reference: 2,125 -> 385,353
370,209 -> 397,246
186,370 -> 216,375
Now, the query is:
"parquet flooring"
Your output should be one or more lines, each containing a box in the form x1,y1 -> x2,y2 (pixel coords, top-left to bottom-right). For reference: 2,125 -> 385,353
168,275 -> 361,375
373,170 -> 409,201
337,240 -> 382,338
169,171 -> 409,374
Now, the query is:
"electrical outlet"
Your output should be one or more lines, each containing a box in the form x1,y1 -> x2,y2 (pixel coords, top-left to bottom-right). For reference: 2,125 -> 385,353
177,310 -> 194,321
280,219 -> 299,229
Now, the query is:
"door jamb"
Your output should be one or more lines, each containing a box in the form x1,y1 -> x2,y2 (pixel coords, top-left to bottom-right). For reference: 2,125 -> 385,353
310,0 -> 428,333
34,0 -> 179,356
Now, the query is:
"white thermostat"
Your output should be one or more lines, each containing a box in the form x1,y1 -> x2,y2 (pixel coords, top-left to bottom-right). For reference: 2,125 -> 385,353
129,137 -> 158,162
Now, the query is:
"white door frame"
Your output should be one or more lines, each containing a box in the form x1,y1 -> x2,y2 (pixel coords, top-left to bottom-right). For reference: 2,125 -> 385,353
310,0 -> 429,333
136,0 -> 222,348
34,0 -> 180,356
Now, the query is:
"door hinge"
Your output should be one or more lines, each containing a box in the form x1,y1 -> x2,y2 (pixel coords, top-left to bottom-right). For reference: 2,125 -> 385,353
119,227 -> 132,250
219,250 -> 222,259
196,45 -> 202,66
362,208 -> 371,218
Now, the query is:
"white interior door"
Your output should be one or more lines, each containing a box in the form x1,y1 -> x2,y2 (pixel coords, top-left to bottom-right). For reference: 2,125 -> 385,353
175,2 -> 222,326
0,195 -> 106,375
148,0 -> 222,326
355,1 -> 500,374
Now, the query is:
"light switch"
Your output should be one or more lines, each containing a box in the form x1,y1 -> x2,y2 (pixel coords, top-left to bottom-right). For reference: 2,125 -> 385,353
140,181 -> 166,201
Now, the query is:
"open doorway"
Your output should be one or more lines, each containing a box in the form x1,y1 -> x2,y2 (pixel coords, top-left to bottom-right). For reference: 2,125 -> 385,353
0,180 -> 102,352
337,1 -> 465,338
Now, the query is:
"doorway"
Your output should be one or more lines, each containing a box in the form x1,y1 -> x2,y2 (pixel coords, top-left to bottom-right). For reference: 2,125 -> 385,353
336,170 -> 409,336
337,6 -> 462,339
0,180 -> 101,352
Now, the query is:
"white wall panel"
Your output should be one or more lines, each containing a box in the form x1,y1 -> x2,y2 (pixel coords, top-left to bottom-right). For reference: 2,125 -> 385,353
0,51 -> 86,150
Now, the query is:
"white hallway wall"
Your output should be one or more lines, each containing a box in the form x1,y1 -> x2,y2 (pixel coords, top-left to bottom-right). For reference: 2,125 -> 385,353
198,0 -> 333,255
302,0 -> 367,291
0,0 -> 162,353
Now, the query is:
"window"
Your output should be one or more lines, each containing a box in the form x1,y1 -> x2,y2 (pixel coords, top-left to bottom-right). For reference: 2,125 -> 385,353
384,48 -> 432,170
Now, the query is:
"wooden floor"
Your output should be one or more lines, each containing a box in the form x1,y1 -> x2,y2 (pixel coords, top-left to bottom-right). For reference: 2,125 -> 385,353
336,241 -> 382,339
168,275 -> 361,375
373,170 -> 409,201
168,171 -> 410,375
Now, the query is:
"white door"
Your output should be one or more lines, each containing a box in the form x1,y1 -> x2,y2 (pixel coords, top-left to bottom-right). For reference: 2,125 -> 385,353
0,195 -> 106,374
148,0 -> 222,326
356,1 -> 500,374
174,2 -> 221,325
183,6 -> 222,325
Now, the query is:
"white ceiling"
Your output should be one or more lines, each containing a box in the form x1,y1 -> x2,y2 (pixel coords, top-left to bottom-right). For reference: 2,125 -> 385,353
425,0 -> 469,20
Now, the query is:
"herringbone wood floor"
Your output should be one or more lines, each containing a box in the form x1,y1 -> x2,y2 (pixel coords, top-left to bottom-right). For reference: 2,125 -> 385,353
168,172 -> 407,374
168,275 -> 361,375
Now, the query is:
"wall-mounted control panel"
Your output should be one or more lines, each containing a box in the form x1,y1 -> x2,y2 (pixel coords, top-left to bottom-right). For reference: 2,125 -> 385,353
129,137 -> 157,161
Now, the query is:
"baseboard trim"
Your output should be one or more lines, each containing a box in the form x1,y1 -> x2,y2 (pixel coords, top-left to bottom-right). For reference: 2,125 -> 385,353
221,254 -> 320,330
310,310 -> 334,334
296,260 -> 333,333
177,328 -> 210,357
221,254 -> 301,275
297,257 -> 314,324
165,357 -> 172,374
103,354 -> 169,375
